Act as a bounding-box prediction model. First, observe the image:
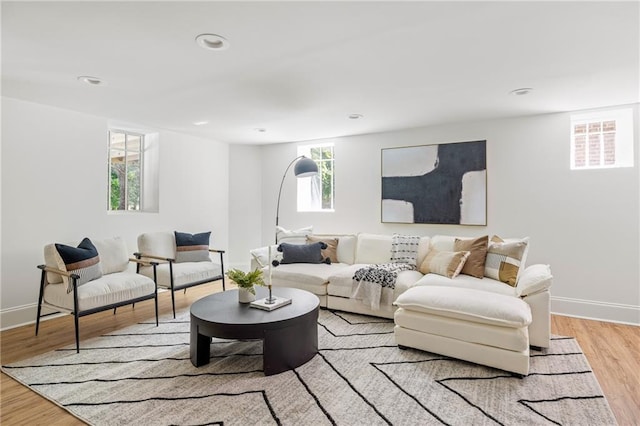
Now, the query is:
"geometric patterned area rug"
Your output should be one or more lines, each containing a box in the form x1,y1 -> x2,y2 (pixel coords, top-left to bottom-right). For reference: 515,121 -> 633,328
2,308 -> 617,425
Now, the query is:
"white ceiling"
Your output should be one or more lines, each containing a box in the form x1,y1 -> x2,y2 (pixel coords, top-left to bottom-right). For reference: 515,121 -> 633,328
2,1 -> 639,145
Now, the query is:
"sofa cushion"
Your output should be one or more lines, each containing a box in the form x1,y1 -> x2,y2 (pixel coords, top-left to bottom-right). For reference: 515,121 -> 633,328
54,238 -> 103,292
484,236 -> 528,286
174,231 -> 211,263
454,235 -> 488,278
327,264 -> 423,301
278,242 -> 327,264
394,286 -> 532,328
270,263 -> 351,287
306,236 -> 339,263
355,233 -> 392,264
414,273 -> 517,296
276,225 -> 312,244
93,237 -> 129,274
418,249 -> 470,279
337,235 -> 357,264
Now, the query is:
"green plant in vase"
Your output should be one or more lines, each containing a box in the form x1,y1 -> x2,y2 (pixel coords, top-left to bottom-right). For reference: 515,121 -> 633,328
227,268 -> 265,302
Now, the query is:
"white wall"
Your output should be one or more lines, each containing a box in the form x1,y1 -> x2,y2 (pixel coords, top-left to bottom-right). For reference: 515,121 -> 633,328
249,106 -> 639,324
228,144 -> 263,270
1,97 -> 230,328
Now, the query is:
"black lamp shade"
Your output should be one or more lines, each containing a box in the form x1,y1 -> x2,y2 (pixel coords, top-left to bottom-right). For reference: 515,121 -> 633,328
293,156 -> 318,177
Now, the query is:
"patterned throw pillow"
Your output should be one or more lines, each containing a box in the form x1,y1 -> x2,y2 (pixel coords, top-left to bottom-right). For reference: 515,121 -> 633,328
484,236 -> 528,286
419,249 -> 470,279
306,236 -> 339,263
391,234 -> 421,266
174,231 -> 211,263
453,235 -> 489,278
54,238 -> 103,293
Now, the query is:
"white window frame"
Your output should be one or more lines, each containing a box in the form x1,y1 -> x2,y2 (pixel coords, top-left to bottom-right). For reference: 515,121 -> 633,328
108,129 -> 145,212
297,143 -> 335,212
570,108 -> 634,170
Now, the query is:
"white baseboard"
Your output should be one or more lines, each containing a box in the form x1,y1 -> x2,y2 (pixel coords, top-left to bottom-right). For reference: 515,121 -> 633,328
551,296 -> 640,325
0,303 -> 63,331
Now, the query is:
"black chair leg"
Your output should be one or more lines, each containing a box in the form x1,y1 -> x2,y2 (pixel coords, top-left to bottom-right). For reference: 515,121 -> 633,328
113,307 -> 117,315
171,290 -> 176,319
35,269 -> 46,336
74,312 -> 80,353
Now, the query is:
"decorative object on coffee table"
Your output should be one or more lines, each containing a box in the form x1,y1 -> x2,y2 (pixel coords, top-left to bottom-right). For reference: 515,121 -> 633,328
226,268 -> 264,304
251,246 -> 291,310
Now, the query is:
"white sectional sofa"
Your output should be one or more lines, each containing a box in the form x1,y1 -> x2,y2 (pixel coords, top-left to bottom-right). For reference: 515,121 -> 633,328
251,232 -> 552,349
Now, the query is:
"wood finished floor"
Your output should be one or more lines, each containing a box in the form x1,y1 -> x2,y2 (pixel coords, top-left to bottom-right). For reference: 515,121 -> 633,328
1,281 -> 638,425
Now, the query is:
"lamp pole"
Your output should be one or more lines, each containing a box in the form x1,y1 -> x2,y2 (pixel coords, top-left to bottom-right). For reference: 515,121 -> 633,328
275,155 -> 305,244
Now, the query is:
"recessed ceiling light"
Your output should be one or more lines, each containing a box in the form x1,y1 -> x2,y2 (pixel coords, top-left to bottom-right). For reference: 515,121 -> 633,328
195,34 -> 230,51
348,113 -> 364,120
254,128 -> 266,133
77,76 -> 105,86
193,121 -> 209,126
509,88 -> 533,96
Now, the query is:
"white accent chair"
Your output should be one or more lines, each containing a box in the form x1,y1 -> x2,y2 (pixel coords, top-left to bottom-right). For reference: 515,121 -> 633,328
36,237 -> 159,353
135,231 -> 226,318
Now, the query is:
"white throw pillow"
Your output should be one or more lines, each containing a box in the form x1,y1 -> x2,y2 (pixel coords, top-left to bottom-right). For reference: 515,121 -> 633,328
276,226 -> 313,245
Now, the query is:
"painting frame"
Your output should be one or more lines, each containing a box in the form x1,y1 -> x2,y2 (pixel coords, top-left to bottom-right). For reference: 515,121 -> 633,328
381,140 -> 487,225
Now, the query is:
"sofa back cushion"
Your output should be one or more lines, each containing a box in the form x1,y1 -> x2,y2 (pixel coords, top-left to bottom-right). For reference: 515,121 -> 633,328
276,226 -> 313,245
337,235 -> 356,264
137,231 -> 176,260
93,237 -> 129,274
355,233 -> 392,264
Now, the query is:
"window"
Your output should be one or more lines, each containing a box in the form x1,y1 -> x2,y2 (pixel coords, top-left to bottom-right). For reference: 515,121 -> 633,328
108,130 -> 144,211
297,144 -> 335,211
570,108 -> 634,170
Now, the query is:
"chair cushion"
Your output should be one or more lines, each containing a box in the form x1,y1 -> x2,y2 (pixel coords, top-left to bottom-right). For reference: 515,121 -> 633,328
394,286 -> 532,328
54,238 -> 103,292
174,231 -> 211,263
93,237 -> 129,274
137,232 -> 176,260
140,261 -> 222,288
43,271 -> 155,312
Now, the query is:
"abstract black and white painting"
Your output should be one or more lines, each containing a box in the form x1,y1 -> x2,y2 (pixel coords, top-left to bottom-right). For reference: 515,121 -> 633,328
381,140 -> 486,225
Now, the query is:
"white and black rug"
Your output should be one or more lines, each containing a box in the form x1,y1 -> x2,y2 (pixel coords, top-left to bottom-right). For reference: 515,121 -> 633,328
3,309 -> 617,425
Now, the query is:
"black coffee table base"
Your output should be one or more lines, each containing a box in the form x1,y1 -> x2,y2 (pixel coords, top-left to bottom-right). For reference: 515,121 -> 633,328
190,288 -> 319,376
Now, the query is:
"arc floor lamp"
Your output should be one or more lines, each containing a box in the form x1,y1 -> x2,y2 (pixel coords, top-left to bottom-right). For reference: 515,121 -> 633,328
275,155 -> 318,244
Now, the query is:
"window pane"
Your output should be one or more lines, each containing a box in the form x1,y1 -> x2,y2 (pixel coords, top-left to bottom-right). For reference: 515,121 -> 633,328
574,135 -> 586,168
588,133 -> 601,166
108,131 -> 142,211
603,132 -> 616,165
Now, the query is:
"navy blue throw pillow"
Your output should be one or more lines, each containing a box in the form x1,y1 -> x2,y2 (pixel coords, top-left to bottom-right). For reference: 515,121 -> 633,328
174,231 -> 211,263
55,237 -> 103,292
277,242 -> 330,265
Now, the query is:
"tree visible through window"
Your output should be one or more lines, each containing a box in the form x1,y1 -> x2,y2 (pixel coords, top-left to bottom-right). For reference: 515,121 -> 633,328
109,130 -> 143,211
570,108 -> 634,170
297,144 -> 335,211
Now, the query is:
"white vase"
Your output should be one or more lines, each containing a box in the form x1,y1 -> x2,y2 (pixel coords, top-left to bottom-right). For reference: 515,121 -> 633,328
238,287 -> 256,303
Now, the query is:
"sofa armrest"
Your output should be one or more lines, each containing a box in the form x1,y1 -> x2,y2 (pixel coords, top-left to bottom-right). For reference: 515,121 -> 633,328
516,264 -> 552,297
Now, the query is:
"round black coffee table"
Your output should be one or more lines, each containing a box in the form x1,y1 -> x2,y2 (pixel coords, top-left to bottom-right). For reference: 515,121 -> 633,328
190,287 -> 319,375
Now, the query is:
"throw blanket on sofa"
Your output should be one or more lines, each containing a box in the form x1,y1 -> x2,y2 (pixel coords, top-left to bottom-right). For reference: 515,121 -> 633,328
351,262 -> 416,310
